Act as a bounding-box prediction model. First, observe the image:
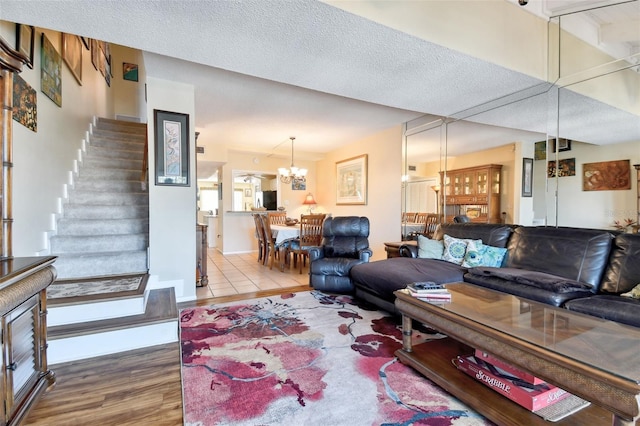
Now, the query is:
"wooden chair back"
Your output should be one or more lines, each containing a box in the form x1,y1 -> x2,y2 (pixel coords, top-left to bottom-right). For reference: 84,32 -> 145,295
293,214 -> 326,273
252,213 -> 267,264
402,212 -> 417,223
415,212 -> 428,224
259,214 -> 278,269
422,213 -> 440,238
268,212 -> 287,225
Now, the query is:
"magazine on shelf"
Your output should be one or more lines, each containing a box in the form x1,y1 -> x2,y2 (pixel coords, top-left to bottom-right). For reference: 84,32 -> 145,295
456,354 -> 571,411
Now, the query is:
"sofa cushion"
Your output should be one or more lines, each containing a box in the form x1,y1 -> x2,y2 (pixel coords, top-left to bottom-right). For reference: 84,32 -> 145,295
505,226 -> 612,291
600,233 -> 640,294
464,269 -> 594,307
417,235 -> 444,259
564,295 -> 640,328
433,223 -> 513,248
351,257 -> 465,303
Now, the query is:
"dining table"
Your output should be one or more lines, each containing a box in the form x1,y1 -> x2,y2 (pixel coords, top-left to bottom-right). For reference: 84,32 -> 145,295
402,222 -> 424,239
270,224 -> 300,271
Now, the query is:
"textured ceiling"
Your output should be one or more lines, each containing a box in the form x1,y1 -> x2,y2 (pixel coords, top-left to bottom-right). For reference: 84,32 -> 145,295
2,0 -> 638,166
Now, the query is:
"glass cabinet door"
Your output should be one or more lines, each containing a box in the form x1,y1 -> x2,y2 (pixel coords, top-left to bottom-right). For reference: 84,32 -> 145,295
492,169 -> 500,194
453,173 -> 462,196
476,170 -> 488,195
463,172 -> 474,195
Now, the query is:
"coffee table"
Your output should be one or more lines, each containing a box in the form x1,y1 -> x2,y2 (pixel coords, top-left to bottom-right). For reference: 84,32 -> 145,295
394,283 -> 640,425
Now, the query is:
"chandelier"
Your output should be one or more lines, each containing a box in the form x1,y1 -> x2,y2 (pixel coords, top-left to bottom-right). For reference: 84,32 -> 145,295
278,137 -> 307,184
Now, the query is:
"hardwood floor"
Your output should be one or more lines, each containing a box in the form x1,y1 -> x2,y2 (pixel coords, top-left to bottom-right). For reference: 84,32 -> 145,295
24,286 -> 309,426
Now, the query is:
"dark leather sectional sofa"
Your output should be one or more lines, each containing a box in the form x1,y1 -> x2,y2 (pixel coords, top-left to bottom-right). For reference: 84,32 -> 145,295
350,223 -> 640,328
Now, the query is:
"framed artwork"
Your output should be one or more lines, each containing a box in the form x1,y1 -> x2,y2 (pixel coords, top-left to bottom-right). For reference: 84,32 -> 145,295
550,138 -> 571,152
534,141 -> 546,161
336,154 -> 367,205
91,38 -> 99,70
244,188 -> 252,197
16,24 -> 35,69
292,177 -> 306,190
123,62 -> 139,81
40,33 -> 62,107
62,33 -> 83,85
522,158 -> 533,197
12,74 -> 37,132
583,159 -> 630,191
547,158 -> 575,178
154,109 -> 190,186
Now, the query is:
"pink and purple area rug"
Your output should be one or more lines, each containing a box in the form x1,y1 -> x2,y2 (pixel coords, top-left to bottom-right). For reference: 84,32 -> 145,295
180,290 -> 491,425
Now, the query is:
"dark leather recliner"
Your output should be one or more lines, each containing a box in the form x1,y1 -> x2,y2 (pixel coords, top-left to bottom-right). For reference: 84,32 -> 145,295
308,216 -> 372,293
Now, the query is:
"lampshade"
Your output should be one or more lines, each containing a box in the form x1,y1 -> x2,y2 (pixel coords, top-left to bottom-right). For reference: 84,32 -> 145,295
303,193 -> 317,205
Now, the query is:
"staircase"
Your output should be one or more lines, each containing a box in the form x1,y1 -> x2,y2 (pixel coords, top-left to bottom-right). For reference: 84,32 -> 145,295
47,117 -> 178,365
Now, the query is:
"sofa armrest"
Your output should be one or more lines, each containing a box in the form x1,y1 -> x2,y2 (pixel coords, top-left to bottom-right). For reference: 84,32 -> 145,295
308,246 -> 325,262
399,244 -> 418,258
359,248 -> 373,262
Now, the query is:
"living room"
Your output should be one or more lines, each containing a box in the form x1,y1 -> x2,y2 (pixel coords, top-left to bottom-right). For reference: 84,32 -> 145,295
0,0 -> 639,423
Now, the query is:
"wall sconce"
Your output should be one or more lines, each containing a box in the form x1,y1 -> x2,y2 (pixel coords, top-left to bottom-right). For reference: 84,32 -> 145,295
302,192 -> 317,214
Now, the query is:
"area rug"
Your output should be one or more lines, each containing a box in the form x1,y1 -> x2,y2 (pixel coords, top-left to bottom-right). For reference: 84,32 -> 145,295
180,290 -> 491,425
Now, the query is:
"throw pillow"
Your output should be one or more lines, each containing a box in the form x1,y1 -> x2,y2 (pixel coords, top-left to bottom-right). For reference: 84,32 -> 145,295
621,283 -> 640,299
462,241 -> 509,268
442,234 -> 480,265
417,235 -> 444,259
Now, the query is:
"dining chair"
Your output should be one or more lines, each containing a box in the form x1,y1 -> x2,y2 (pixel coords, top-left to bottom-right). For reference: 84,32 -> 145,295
259,214 -> 279,270
291,214 -> 326,274
268,212 -> 287,226
252,213 -> 267,265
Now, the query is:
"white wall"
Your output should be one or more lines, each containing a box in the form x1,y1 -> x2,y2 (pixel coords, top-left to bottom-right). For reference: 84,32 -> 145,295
145,77 -> 197,301
1,22 -> 114,256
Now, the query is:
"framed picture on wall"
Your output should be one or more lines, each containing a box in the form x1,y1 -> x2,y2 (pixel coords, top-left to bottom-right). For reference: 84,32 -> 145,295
522,158 -> 533,197
336,154 -> 367,205
16,24 -> 35,69
62,33 -> 83,85
154,109 -> 190,186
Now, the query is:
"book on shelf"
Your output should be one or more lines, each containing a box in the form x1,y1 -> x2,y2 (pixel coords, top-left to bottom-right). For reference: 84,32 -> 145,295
474,349 -> 544,385
455,354 -> 571,411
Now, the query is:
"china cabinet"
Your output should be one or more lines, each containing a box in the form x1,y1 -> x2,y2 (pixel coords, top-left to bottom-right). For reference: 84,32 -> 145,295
440,164 -> 502,223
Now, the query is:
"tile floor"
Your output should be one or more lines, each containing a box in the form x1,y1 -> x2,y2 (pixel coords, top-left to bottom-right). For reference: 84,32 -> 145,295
196,248 -> 311,299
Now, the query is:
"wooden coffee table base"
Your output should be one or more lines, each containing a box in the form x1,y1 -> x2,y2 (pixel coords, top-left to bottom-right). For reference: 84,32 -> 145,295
395,290 -> 640,426
396,337 -> 612,425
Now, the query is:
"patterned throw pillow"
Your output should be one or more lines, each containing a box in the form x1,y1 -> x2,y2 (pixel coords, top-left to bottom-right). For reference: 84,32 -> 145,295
442,234 -> 480,265
417,235 -> 444,259
462,240 -> 508,268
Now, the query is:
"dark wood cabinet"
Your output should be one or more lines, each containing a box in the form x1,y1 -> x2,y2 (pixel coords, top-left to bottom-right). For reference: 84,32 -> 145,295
0,256 -> 56,426
440,164 -> 502,223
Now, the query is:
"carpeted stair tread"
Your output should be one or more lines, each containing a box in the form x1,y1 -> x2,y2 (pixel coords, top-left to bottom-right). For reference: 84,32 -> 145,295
62,204 -> 148,220
56,218 -> 149,235
53,250 -> 148,279
51,233 -> 148,253
48,287 -> 176,340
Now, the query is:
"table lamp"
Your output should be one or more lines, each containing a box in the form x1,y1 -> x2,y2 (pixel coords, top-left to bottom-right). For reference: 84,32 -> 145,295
303,193 -> 317,214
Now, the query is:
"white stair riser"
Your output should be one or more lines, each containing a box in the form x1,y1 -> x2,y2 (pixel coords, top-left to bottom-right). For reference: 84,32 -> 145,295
48,296 -> 146,326
48,322 -> 178,365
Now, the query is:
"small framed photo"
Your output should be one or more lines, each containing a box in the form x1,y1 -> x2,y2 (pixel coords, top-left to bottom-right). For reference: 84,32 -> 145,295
244,188 -> 252,197
522,158 -> 533,197
16,24 -> 35,69
154,109 -> 190,186
123,62 -> 139,82
336,154 -> 367,205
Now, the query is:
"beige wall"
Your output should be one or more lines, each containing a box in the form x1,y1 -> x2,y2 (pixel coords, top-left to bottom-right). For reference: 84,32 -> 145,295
316,125 -> 403,261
